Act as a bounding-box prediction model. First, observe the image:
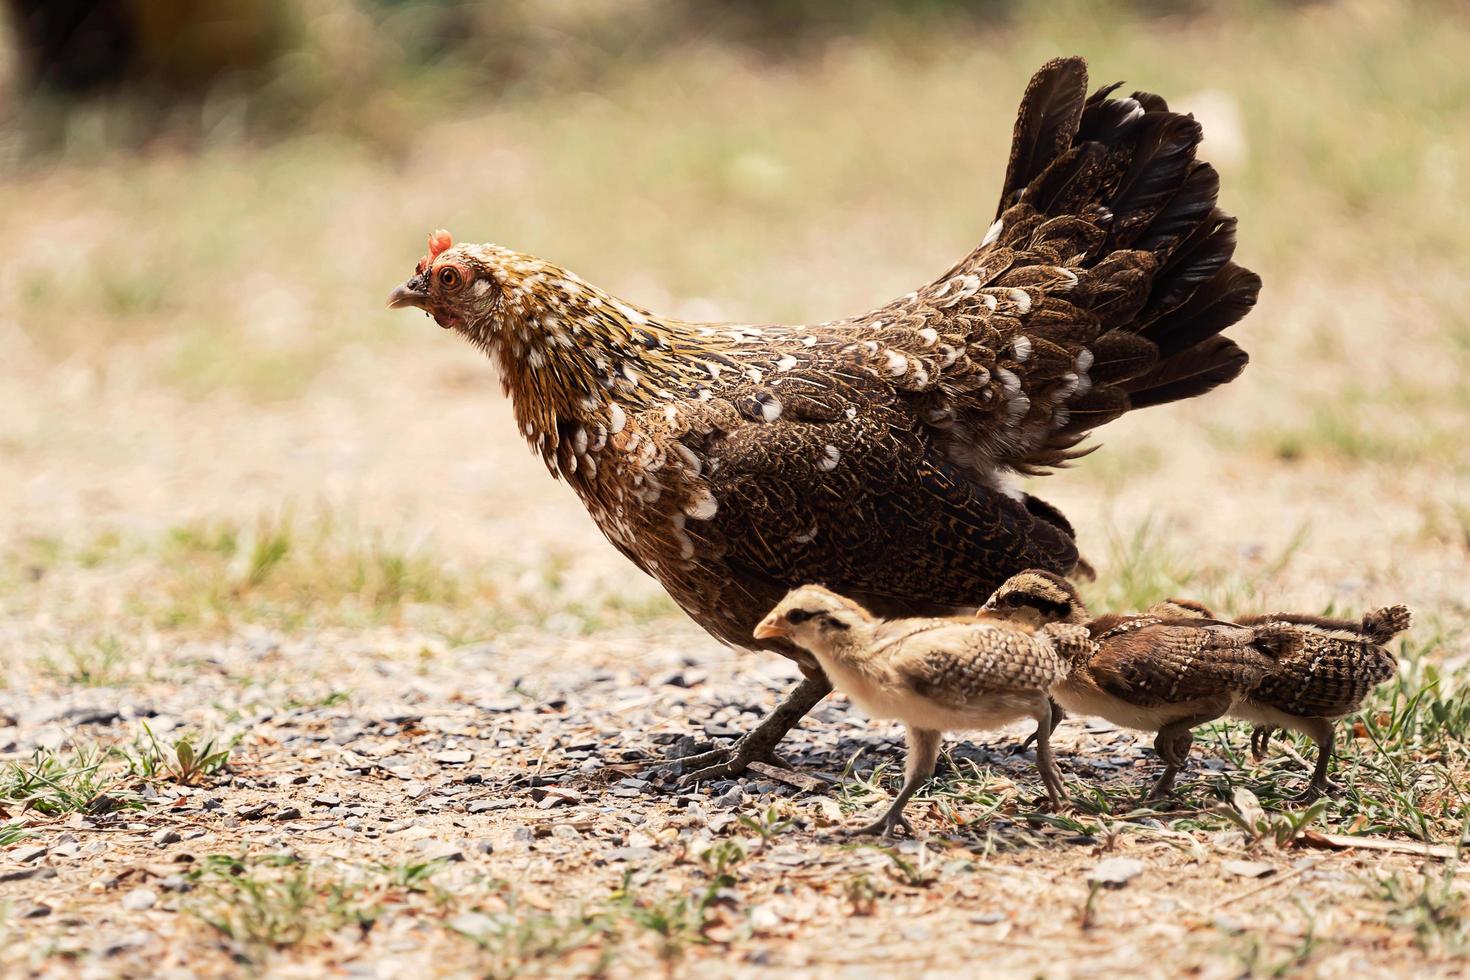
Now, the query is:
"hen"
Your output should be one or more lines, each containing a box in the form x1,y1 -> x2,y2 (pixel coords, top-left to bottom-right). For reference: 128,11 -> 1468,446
387,57 -> 1260,781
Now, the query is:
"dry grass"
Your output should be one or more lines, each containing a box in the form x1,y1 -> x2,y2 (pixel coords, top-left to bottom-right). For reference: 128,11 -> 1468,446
2,1 -> 1469,976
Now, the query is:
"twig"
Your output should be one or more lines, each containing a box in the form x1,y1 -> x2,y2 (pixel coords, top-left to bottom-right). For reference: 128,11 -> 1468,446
746,761 -> 833,793
1205,858 -> 1320,913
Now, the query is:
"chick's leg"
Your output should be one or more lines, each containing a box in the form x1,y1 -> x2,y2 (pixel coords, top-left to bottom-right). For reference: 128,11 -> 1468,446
1017,697 -> 1065,754
1250,725 -> 1277,761
1295,718 -> 1338,802
1032,696 -> 1068,811
1145,702 -> 1229,800
851,727 -> 941,838
672,675 -> 832,784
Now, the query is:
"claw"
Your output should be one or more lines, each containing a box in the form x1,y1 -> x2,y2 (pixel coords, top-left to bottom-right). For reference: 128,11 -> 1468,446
1293,778 -> 1338,804
848,813 -> 912,838
671,737 -> 790,785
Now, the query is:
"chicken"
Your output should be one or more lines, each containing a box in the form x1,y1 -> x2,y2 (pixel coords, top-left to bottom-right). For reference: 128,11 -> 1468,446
754,584 -> 1076,836
1231,606 -> 1409,800
1107,596 -> 1411,800
386,56 -> 1260,781
982,571 -> 1277,798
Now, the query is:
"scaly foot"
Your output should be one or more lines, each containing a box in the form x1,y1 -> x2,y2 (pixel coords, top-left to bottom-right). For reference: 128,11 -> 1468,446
847,811 -> 912,838
668,734 -> 792,785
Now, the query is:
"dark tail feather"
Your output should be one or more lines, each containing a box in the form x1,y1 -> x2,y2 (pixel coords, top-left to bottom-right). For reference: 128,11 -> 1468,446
1141,264 -> 1261,360
983,59 -> 1259,462
1145,208 -> 1237,317
1127,336 -> 1248,410
996,57 -> 1090,218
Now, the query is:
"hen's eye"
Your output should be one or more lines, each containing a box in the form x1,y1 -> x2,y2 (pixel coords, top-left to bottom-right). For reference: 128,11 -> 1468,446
438,266 -> 462,289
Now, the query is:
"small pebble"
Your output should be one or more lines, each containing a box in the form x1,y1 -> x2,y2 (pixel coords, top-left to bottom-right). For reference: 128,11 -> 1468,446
713,785 -> 745,810
1087,857 -> 1145,888
121,888 -> 158,912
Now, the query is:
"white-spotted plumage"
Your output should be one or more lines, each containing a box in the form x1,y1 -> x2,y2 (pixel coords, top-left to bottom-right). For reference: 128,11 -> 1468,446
389,57 -> 1260,782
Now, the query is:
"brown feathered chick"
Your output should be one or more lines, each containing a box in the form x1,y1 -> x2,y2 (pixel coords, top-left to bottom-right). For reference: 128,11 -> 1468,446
388,57 -> 1260,783
755,585 -> 1074,836
1231,605 -> 1409,800
983,571 -> 1275,798
1146,598 -> 1218,619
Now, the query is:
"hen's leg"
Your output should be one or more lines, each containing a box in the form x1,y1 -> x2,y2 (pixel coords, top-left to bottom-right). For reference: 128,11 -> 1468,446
670,675 -> 831,784
850,727 -> 942,837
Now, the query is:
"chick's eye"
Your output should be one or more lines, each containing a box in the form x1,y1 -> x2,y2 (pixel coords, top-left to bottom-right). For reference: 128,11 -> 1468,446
438,266 -> 462,289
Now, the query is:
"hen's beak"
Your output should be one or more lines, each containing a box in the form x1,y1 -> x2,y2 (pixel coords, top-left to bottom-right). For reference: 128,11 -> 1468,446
386,283 -> 429,310
753,613 -> 787,641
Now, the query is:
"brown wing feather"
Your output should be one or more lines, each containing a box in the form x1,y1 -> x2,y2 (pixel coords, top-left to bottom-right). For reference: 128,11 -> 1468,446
1088,625 -> 1275,707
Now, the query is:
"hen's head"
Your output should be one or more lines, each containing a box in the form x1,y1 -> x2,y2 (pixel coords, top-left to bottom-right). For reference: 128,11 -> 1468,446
387,230 -> 565,349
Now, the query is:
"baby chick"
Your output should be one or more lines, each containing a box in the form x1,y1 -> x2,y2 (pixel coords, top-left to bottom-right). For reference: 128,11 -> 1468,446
982,571 -> 1277,798
754,585 -> 1074,836
1231,605 -> 1409,800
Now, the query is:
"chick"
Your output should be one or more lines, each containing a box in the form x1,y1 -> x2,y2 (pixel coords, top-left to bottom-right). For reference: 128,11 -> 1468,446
1230,605 -> 1409,800
754,585 -> 1074,836
982,571 -> 1276,798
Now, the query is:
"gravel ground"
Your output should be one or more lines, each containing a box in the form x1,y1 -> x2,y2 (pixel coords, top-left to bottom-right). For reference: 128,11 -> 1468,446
3,619 -> 1465,978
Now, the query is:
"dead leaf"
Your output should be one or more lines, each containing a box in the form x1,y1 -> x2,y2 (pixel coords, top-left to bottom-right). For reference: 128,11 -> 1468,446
1232,787 -> 1265,826
1221,860 -> 1275,879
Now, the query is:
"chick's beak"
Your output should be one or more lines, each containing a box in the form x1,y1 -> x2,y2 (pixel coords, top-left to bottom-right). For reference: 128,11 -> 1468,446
386,282 -> 429,311
752,613 -> 787,641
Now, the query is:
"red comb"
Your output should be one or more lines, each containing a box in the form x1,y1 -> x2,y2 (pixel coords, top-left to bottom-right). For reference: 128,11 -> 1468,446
416,229 -> 454,274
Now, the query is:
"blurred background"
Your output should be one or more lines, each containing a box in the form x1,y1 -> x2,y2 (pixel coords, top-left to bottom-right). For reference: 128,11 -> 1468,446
1,0 -> 1468,674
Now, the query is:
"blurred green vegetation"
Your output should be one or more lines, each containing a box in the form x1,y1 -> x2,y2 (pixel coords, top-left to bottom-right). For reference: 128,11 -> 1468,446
5,1 -> 1464,155
2,2 -> 1465,407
